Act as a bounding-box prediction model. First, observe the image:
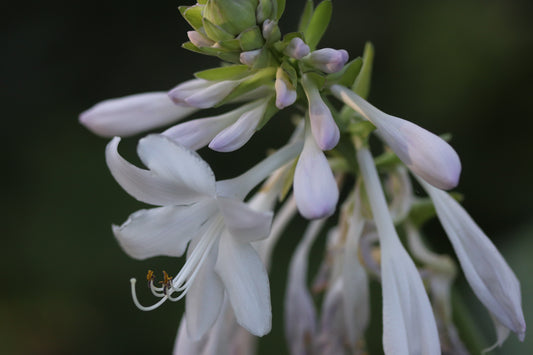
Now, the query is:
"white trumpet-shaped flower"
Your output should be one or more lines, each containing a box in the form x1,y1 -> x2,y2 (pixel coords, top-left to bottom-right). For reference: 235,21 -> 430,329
420,179 -> 526,345
106,134 -> 302,340
331,85 -> 461,190
168,78 -> 240,109
79,92 -> 196,137
294,122 -> 339,219
356,144 -> 441,355
302,74 -> 340,151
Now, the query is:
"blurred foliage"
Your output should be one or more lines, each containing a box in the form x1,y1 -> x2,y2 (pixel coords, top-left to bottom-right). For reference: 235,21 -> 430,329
2,0 -> 532,353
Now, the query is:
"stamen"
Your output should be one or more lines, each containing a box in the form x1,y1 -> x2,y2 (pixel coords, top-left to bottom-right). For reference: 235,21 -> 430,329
130,278 -> 168,311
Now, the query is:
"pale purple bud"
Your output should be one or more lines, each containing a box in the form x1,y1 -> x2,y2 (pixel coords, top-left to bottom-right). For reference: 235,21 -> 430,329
79,92 -> 196,137
208,100 -> 269,152
304,48 -> 349,74
302,74 -> 340,150
168,79 -> 240,109
274,67 -> 297,109
187,31 -> 215,48
284,37 -> 310,59
294,127 -> 339,219
331,85 -> 462,190
240,49 -> 262,66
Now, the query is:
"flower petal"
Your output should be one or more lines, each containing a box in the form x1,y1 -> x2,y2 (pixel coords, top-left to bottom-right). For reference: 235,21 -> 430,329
112,200 -> 216,260
381,241 -> 441,355
79,92 -> 196,138
186,238 -> 225,341
106,137 -> 204,205
331,85 -> 461,190
215,232 -> 272,336
137,135 -> 216,197
294,130 -> 339,219
423,180 -> 526,341
208,101 -> 267,152
217,197 -> 273,242
173,316 -> 204,355
304,48 -> 349,73
168,79 -> 210,105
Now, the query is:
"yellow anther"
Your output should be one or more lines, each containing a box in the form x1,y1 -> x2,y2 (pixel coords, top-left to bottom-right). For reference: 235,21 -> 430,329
146,270 -> 155,282
162,270 -> 173,285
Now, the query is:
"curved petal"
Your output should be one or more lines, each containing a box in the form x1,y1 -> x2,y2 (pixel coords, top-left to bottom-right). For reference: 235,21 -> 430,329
217,197 -> 273,242
137,135 -> 216,197
208,102 -> 266,152
79,92 -> 196,137
215,232 -> 272,336
106,137 -> 204,205
186,239 -> 225,341
423,180 -> 526,341
294,130 -> 338,219
185,80 -> 240,109
168,79 -> 210,105
112,200 -> 216,260
331,85 -> 461,190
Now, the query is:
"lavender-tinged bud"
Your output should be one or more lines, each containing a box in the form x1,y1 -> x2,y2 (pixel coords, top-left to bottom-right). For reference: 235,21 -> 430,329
168,78 -> 240,109
303,48 -> 349,74
79,92 -> 196,137
331,85 -> 461,190
208,99 -> 269,152
240,49 -> 262,66
187,31 -> 215,48
294,126 -> 339,219
274,67 -> 297,109
262,19 -> 281,42
302,74 -> 340,151
284,37 -> 310,59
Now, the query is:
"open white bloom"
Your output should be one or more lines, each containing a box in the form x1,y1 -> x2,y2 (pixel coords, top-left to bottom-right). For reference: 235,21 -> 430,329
79,92 -> 196,137
357,144 -> 440,355
106,134 -> 302,340
421,179 -> 526,345
294,122 -> 339,219
331,85 -> 461,190
168,78 -> 240,109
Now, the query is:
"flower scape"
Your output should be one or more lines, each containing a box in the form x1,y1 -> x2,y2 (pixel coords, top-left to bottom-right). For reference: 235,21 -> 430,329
80,1 -> 526,354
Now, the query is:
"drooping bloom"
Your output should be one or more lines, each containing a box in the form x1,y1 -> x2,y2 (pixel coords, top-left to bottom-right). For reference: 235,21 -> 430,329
331,85 -> 461,190
106,134 -> 302,339
168,78 -> 241,109
79,92 -> 196,137
420,178 -> 526,345
356,143 -> 441,355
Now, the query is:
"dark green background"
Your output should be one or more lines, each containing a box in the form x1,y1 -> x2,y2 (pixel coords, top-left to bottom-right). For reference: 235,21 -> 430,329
3,0 -> 533,354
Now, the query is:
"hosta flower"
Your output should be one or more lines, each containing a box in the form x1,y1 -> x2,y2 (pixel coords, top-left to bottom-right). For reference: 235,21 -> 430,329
331,85 -> 461,190
421,179 -> 526,345
356,144 -> 441,355
79,92 -> 196,137
106,134 -> 302,339
168,78 -> 241,109
293,122 -> 339,219
303,48 -> 349,74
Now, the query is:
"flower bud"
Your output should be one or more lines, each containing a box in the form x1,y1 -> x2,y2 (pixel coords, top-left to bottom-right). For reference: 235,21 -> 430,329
274,67 -> 297,109
240,49 -> 262,66
79,92 -> 196,137
304,48 -> 349,73
284,37 -> 310,59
